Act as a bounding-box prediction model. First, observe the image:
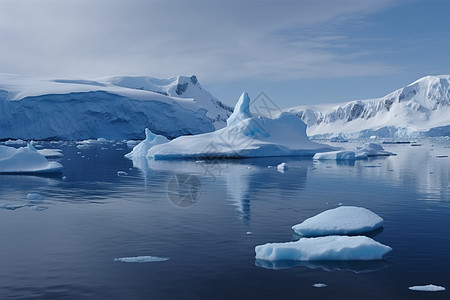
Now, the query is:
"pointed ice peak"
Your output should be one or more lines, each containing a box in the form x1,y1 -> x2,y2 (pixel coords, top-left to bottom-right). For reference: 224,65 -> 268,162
144,128 -> 156,141
227,92 -> 253,127
27,142 -> 37,152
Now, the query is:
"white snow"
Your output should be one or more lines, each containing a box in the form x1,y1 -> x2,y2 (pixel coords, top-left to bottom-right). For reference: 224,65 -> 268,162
113,256 -> 169,263
0,73 -> 232,140
408,284 -> 445,292
124,128 -> 169,159
0,143 -> 63,174
255,235 -> 392,261
292,206 -> 384,237
277,162 -> 288,172
313,283 -> 327,288
37,148 -> 64,158
147,92 -> 337,159
286,75 -> 450,138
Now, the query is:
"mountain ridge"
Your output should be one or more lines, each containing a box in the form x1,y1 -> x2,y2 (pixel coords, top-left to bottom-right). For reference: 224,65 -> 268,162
286,75 -> 450,138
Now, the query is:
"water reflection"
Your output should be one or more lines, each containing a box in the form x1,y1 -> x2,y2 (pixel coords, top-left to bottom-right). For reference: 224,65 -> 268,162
255,259 -> 390,273
314,139 -> 450,201
141,157 -> 311,221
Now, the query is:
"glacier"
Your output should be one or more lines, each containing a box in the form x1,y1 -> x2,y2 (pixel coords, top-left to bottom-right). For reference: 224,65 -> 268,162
0,73 -> 232,140
286,75 -> 450,138
147,92 -> 337,159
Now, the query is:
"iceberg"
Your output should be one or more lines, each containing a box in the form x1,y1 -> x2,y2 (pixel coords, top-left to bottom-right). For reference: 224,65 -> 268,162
277,162 -> 288,172
292,206 -> 384,237
355,143 -> 395,157
408,284 -> 445,292
0,144 -> 63,174
125,128 -> 169,159
313,150 -> 365,161
37,148 -> 64,158
0,73 -> 232,140
148,92 -> 337,159
255,235 -> 392,261
313,143 -> 394,160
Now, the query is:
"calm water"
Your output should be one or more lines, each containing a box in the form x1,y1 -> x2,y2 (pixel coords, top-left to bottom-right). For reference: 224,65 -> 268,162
0,138 -> 449,299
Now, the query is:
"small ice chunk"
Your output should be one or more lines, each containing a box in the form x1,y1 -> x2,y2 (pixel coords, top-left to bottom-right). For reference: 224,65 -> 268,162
114,256 -> 169,263
255,235 -> 392,261
246,231 -> 253,235
313,283 -> 327,288
292,206 -> 384,237
117,171 -> 128,176
97,137 -> 108,142
408,284 -> 445,292
277,162 -> 288,173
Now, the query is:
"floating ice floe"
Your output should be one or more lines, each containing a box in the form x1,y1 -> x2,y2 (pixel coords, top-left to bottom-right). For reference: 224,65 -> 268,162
37,148 -> 64,158
125,128 -> 169,159
313,283 -> 327,288
408,284 -> 445,292
147,92 -> 337,159
292,206 -> 384,237
313,150 -> 366,160
255,235 -> 392,261
114,256 -> 169,263
313,143 -> 394,161
0,144 -> 63,174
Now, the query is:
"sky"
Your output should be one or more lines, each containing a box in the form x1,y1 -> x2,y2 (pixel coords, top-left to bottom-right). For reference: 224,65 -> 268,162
0,0 -> 449,108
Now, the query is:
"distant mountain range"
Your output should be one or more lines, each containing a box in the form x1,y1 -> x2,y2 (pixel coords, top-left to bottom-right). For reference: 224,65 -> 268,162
286,75 -> 450,138
0,74 -> 233,140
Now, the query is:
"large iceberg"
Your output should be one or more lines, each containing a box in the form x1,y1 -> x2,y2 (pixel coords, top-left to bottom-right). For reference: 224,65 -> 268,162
292,206 -> 384,237
255,235 -> 392,261
147,92 -> 337,159
0,73 -> 232,140
0,144 -> 63,174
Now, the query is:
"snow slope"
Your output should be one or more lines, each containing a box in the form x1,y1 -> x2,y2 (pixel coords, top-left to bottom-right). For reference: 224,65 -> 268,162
0,73 -> 232,140
148,92 -> 336,159
286,75 -> 450,138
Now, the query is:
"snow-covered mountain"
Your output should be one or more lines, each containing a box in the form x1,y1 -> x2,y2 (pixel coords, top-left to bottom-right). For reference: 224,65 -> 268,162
0,74 -> 233,140
286,75 -> 450,138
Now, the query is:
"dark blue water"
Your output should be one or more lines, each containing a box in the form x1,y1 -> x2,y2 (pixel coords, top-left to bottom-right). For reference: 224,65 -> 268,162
0,139 -> 449,299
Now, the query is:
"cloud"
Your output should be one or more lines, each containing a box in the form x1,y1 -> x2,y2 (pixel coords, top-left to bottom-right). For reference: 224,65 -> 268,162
0,0 -> 399,81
